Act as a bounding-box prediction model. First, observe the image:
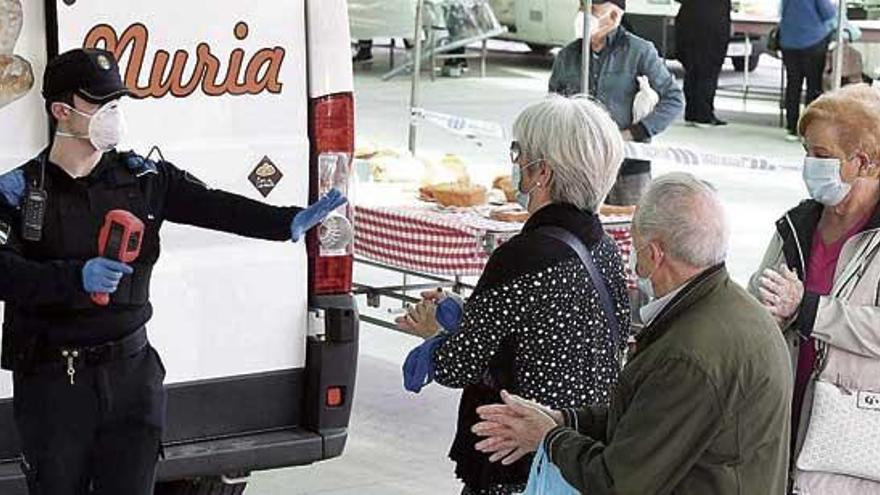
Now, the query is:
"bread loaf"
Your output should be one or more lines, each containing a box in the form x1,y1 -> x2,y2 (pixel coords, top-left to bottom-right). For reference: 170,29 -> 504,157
428,183 -> 487,207
492,175 -> 516,202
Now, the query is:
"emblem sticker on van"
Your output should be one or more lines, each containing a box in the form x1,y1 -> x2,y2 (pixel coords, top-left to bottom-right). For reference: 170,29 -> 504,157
858,391 -> 880,411
248,156 -> 283,198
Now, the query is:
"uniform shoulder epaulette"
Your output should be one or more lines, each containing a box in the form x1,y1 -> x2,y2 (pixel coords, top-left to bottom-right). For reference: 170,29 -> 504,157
0,167 -> 27,208
120,150 -> 159,177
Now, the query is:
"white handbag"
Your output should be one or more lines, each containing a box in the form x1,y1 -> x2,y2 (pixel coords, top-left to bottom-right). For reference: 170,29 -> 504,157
796,380 -> 880,482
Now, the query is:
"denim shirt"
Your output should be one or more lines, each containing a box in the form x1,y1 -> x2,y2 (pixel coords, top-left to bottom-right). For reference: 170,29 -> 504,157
549,28 -> 683,142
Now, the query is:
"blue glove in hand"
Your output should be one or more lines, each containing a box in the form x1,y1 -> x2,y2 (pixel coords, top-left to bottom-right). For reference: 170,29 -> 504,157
290,188 -> 348,242
82,257 -> 134,294
0,169 -> 25,207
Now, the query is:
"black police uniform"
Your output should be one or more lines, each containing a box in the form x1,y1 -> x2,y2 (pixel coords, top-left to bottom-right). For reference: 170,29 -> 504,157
675,0 -> 732,123
0,49 -> 303,495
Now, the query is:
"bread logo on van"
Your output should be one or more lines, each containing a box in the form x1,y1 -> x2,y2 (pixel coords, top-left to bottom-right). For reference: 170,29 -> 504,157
255,162 -> 278,178
248,156 -> 284,198
83,21 -> 285,99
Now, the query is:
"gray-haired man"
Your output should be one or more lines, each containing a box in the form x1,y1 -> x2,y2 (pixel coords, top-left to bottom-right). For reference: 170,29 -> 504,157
472,173 -> 792,495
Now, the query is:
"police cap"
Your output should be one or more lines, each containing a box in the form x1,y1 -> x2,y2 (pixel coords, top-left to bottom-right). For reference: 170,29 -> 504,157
42,48 -> 130,104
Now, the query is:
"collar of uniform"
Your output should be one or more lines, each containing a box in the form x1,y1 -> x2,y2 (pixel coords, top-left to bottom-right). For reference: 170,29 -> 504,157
634,263 -> 728,353
46,151 -> 135,188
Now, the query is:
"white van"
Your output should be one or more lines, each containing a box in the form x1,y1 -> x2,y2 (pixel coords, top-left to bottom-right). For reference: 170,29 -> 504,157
0,1 -> 358,493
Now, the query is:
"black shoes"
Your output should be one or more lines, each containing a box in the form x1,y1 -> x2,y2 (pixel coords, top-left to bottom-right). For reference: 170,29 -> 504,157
352,50 -> 373,63
686,117 -> 727,128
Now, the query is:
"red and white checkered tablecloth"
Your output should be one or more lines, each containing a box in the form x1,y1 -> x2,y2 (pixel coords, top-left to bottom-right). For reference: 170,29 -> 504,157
355,204 -> 634,286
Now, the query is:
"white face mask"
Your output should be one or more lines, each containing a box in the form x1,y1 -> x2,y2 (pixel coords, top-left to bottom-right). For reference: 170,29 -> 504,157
575,11 -> 611,39
802,156 -> 852,206
57,101 -> 127,152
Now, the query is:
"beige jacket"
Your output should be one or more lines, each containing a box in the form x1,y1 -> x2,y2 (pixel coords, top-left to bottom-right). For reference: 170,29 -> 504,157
749,200 -> 880,494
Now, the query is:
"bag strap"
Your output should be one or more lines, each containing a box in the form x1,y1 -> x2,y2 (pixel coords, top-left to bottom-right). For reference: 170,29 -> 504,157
537,226 -> 621,349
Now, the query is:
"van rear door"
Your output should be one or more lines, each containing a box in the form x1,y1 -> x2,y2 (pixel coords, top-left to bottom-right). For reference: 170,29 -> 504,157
0,0 -> 358,490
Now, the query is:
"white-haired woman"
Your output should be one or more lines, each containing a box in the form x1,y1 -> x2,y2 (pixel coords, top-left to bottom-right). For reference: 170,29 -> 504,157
750,84 -> 880,494
397,95 -> 632,495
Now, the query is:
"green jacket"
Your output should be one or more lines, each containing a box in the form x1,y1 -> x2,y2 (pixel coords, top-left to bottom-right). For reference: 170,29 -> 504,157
543,265 -> 792,494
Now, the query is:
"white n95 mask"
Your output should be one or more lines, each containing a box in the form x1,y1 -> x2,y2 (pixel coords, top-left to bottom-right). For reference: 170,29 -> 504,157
57,100 -> 127,152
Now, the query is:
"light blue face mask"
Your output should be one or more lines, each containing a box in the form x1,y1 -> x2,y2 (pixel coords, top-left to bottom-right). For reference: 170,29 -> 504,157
802,156 -> 852,206
511,160 -> 541,210
629,244 -> 655,300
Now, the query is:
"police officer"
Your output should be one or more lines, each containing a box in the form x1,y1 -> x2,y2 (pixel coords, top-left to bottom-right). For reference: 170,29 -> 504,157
0,48 -> 346,495
675,0 -> 731,126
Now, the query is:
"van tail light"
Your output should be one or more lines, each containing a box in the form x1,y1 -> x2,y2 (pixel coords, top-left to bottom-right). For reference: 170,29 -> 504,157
309,93 -> 355,295
326,386 -> 345,408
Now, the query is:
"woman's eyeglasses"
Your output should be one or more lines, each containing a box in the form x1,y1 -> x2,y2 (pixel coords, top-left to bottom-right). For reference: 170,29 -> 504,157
509,141 -> 522,163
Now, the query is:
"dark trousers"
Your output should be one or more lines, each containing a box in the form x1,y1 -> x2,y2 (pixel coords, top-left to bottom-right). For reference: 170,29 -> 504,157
782,39 -> 828,134
14,346 -> 167,495
606,159 -> 652,206
677,24 -> 730,122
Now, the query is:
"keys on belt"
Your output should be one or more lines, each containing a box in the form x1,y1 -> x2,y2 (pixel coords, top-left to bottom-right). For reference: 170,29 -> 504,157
42,328 -> 148,384
61,349 -> 80,385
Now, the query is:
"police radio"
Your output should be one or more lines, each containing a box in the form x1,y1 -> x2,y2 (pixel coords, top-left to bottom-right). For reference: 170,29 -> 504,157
21,154 -> 48,242
91,210 -> 145,306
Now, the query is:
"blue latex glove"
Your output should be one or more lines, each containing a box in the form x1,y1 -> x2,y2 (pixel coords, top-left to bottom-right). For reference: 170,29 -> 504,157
290,188 -> 348,242
0,169 -> 25,207
402,296 -> 464,393
435,294 -> 464,331
82,257 -> 134,293
403,335 -> 447,393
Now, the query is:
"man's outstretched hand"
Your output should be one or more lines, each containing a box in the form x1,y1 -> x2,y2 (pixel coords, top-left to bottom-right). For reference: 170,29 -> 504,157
290,189 -> 347,243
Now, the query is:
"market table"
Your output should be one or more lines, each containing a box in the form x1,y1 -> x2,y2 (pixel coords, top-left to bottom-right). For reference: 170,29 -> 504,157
352,195 -> 635,330
355,203 -> 633,277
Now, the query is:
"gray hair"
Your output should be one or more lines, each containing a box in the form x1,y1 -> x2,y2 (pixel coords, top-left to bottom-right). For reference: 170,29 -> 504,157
513,94 -> 624,211
633,172 -> 730,268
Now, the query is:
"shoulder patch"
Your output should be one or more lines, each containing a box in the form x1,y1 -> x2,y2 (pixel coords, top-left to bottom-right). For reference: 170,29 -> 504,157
121,151 -> 159,177
0,169 -> 26,208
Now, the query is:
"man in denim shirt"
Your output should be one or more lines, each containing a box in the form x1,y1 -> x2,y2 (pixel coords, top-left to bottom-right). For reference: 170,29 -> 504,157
549,0 -> 683,206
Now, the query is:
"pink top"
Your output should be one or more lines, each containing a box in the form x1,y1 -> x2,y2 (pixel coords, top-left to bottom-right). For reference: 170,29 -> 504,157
792,213 -> 872,439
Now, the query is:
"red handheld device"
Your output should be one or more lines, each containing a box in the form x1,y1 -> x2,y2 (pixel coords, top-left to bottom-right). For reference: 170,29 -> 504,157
91,210 -> 145,306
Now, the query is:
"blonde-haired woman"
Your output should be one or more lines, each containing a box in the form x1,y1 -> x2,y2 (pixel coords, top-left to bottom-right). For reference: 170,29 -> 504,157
750,84 -> 880,494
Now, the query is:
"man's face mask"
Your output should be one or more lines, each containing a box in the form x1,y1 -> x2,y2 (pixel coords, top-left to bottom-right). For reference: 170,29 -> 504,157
629,243 -> 656,301
56,100 -> 127,152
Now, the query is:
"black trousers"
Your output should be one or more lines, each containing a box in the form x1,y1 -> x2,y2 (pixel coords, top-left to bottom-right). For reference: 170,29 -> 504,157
14,345 -> 167,495
677,22 -> 730,123
782,39 -> 829,134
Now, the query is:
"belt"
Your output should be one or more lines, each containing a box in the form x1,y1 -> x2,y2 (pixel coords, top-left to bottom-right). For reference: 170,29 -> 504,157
34,327 -> 149,383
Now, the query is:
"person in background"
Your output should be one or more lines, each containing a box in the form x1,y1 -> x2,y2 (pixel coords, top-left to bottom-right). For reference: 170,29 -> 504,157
353,39 -> 373,63
473,172 -> 792,495
549,0 -> 683,206
675,0 -> 730,127
750,84 -> 880,494
397,95 -> 630,495
778,0 -> 835,141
